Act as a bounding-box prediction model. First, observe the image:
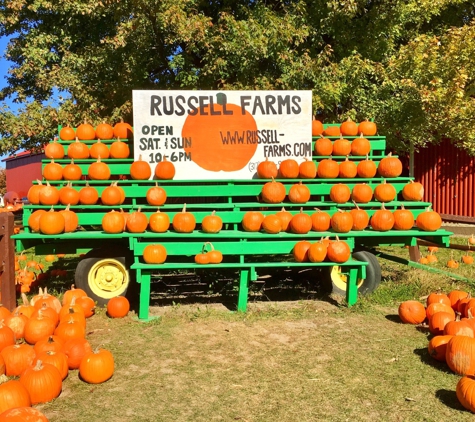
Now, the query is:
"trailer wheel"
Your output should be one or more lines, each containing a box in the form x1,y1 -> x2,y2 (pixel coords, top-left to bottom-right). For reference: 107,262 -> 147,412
321,251 -> 382,296
75,249 -> 132,306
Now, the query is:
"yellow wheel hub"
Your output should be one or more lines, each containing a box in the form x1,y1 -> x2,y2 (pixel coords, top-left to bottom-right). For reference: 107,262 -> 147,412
87,259 -> 129,299
330,266 -> 364,291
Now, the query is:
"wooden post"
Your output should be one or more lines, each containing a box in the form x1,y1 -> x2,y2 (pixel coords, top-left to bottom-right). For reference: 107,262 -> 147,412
0,213 -> 16,310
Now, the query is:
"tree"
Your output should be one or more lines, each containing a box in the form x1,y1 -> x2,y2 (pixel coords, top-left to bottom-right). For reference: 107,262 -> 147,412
0,0 -> 474,154
0,168 -> 6,196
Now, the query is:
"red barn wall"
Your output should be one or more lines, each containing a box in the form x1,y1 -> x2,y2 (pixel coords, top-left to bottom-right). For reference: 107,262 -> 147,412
414,139 -> 475,219
4,153 -> 44,198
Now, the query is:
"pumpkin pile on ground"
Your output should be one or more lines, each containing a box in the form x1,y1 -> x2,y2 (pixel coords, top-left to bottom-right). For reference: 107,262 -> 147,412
398,289 -> 475,413
0,284 -> 121,418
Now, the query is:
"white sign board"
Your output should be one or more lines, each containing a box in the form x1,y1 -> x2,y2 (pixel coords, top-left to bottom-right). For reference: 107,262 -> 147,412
132,90 -> 312,180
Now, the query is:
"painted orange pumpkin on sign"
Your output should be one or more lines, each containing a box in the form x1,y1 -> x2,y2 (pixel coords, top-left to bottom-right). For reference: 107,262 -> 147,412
181,103 -> 258,172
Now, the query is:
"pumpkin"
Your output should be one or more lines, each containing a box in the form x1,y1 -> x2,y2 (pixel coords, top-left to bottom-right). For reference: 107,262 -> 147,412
1,344 -> 35,377
113,118 -> 133,139
0,378 -> 31,414
24,310 -> 57,345
67,138 -> 90,159
202,211 -> 223,233
31,304 -> 59,327
308,240 -> 328,263
293,241 -> 312,262
350,134 -> 371,156
78,182 -> 99,205
330,209 -> 353,233
148,209 -> 170,233
107,297 -> 130,318
0,406 -> 50,421
370,204 -> 395,231
0,322 -> 15,352
428,311 -> 454,335
311,209 -> 331,232
351,183 -> 373,203
38,182 -> 60,205
88,156 -> 111,180
261,214 -> 282,234
349,203 -> 369,231
393,205 -> 414,230
242,211 -> 265,232
54,318 -> 86,342
289,209 -> 312,234
62,284 -> 87,308
257,157 -> 278,179
102,210 -> 126,233
358,119 -> 377,136
426,302 -> 455,320
75,296 -> 95,318
95,121 -> 114,140
415,206 -> 442,231
34,350 -> 69,380
58,182 -> 80,205
42,159 -> 63,181
261,178 -> 286,203
339,118 -> 358,136
126,208 -> 148,233
448,290 -> 469,311
314,136 -> 333,156
27,180 -> 45,204
288,181 -> 310,204
463,252 -> 474,264
89,139 -> 110,159
377,153 -> 403,178
59,124 -> 75,141
76,120 -> 96,140
322,125 -> 340,137
206,243 -> 223,264
332,135 -> 352,156
146,183 -> 167,206
154,156 -> 175,180
63,338 -> 92,369
329,183 -> 351,204
130,155 -> 152,180
59,205 -> 79,233
278,159 -> 299,178
446,336 -> 475,375
428,335 -> 453,362
109,137 -> 130,159
338,156 -> 358,179
79,348 -> 114,384
194,251 -> 210,265
444,319 -> 474,337
39,207 -> 65,235
374,180 -> 396,202
447,258 -> 460,269
356,155 -> 377,178
19,360 -> 62,404
457,375 -> 475,412
172,204 -> 196,233
182,103 -> 257,172
33,335 -> 65,355
326,237 -> 351,263
28,209 -> 47,233
426,292 -> 451,308
317,157 -> 339,179
398,300 -> 426,324
143,244 -> 167,264
298,158 -> 317,179
275,208 -> 293,232
311,118 -> 324,136
44,138 -> 65,159
402,180 -> 424,201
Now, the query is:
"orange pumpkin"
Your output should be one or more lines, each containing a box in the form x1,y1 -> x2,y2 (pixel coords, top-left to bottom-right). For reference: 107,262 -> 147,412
317,158 -> 339,179
76,120 -> 96,140
350,134 -> 371,156
59,124 -> 75,141
257,157 -> 278,179
311,118 -> 324,136
314,136 -> 333,156
288,181 -> 310,204
154,156 -> 176,180
172,204 -> 196,233
278,159 -> 299,179
261,179 -> 286,204
377,153 -> 403,178
330,210 -> 353,233
339,118 -> 358,136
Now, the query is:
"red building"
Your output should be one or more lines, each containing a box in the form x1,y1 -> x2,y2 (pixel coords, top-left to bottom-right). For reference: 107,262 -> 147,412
413,139 -> 475,221
2,151 -> 44,198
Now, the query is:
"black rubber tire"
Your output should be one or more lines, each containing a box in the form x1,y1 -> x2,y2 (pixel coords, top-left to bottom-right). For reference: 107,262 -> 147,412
321,250 -> 382,296
74,248 -> 133,306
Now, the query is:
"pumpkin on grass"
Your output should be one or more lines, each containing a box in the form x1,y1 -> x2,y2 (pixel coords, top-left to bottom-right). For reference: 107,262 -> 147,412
0,377 -> 31,415
446,336 -> 475,375
19,360 -> 62,404
107,297 -> 130,318
79,348 -> 114,384
457,375 -> 475,413
428,335 -> 453,362
398,300 -> 426,324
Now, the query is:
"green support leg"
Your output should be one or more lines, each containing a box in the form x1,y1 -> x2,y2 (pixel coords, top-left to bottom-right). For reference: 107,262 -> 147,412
346,267 -> 359,306
237,269 -> 250,312
138,271 -> 152,320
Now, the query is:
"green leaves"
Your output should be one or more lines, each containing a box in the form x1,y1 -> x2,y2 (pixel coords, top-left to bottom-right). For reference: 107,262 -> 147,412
0,0 -> 474,154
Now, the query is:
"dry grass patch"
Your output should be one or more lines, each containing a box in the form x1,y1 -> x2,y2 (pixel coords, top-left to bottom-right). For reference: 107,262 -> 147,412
37,302 -> 473,422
